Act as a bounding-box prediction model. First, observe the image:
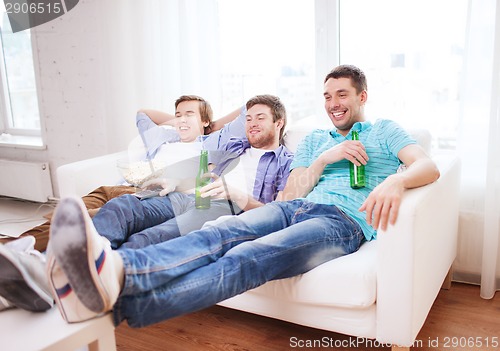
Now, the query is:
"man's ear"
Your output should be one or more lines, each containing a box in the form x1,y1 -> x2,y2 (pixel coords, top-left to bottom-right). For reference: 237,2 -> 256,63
276,119 -> 284,129
360,90 -> 368,104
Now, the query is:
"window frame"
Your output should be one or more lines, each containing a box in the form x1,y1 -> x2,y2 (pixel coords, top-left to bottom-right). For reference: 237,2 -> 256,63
0,24 -> 12,135
314,0 -> 340,120
0,11 -> 42,140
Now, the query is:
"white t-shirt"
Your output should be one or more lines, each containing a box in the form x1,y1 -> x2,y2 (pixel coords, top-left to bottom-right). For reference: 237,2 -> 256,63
222,147 -> 267,195
154,141 -> 203,167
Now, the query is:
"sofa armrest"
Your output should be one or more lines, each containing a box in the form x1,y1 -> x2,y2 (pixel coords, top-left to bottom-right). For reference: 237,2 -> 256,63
376,153 -> 461,346
57,151 -> 128,198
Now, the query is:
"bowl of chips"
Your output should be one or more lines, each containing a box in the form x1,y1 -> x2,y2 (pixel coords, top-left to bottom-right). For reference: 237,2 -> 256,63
117,158 -> 166,187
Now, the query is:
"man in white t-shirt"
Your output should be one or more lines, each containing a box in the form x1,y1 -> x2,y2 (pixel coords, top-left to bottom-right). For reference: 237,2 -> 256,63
15,95 -> 243,252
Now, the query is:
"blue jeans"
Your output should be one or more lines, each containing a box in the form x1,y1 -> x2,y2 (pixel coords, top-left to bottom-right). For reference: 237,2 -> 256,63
93,193 -> 240,249
113,199 -> 365,327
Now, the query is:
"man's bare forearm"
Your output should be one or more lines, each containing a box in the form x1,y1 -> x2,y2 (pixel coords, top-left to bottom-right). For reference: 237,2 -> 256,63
138,109 -> 176,126
280,157 -> 329,201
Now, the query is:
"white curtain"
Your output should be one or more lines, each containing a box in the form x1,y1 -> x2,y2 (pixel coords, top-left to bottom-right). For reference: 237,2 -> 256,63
98,0 -> 220,151
480,0 -> 500,299
458,0 -> 500,299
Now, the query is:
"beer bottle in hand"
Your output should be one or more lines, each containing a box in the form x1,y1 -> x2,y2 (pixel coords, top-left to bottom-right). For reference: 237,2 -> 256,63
349,131 -> 366,189
195,150 -> 211,209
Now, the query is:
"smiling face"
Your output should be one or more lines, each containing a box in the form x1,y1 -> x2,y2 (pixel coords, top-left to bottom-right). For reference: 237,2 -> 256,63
174,100 -> 209,142
245,104 -> 283,150
323,77 -> 367,136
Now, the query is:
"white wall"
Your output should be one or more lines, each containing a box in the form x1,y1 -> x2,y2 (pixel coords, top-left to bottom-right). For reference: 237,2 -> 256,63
4,0 -> 160,196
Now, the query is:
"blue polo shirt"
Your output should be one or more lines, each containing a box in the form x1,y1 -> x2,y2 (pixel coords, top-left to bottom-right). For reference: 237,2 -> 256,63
290,119 -> 416,240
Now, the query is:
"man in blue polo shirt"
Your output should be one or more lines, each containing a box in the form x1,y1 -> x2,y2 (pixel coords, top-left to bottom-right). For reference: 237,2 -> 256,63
46,65 -> 440,327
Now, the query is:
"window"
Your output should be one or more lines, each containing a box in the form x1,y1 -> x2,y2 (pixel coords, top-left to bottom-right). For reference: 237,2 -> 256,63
216,0 -> 316,124
0,4 -> 41,139
339,0 -> 468,150
216,0 -> 468,151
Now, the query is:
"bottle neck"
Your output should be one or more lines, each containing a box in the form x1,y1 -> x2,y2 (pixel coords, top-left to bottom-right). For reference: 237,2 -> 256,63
199,150 -> 208,171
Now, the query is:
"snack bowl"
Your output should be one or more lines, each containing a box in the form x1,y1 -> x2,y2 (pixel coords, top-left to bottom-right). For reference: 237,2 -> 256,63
117,158 -> 166,187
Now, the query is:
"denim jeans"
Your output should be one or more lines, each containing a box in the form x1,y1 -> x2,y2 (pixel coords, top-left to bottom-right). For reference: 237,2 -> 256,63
17,185 -> 135,252
113,199 -> 365,327
93,192 -> 240,249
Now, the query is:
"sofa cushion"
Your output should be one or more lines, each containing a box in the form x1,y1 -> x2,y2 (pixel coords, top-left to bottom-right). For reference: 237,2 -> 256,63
245,240 -> 377,308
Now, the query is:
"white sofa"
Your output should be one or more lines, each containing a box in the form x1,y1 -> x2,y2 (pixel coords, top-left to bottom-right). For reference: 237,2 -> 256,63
57,127 -> 461,350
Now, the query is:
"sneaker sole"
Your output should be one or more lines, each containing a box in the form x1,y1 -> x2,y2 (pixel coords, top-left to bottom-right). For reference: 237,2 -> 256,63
50,197 -> 107,313
0,249 -> 53,312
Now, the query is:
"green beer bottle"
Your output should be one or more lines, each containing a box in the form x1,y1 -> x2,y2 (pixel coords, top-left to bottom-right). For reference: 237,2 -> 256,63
349,131 -> 366,189
195,150 -> 211,209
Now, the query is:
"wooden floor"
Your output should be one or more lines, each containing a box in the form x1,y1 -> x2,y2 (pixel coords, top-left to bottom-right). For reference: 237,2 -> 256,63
115,283 -> 500,351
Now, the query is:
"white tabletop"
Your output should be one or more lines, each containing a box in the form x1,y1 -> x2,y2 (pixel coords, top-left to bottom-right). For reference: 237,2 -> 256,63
0,307 -> 115,351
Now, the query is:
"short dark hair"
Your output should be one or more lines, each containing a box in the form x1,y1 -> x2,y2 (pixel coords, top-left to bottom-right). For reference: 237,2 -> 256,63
246,94 -> 287,142
324,65 -> 367,94
175,95 -> 214,135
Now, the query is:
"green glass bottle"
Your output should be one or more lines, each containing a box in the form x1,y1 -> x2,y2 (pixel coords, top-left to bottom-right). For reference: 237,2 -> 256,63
195,150 -> 211,209
349,131 -> 366,189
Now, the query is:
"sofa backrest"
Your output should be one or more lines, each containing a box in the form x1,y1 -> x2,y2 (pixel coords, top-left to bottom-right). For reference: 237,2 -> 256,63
283,126 -> 432,154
